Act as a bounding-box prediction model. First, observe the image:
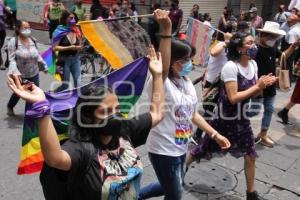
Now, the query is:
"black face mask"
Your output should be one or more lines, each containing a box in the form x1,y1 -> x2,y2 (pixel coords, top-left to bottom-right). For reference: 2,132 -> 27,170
93,112 -> 123,136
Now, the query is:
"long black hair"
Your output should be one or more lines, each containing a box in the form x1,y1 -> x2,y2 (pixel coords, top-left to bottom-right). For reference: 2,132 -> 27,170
227,32 -> 251,61
70,85 -> 113,142
169,39 -> 195,78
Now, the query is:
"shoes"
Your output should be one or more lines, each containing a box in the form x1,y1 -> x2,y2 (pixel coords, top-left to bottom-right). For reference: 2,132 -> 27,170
247,191 -> 266,200
278,110 -> 293,125
259,135 -> 274,148
7,107 -> 15,116
0,65 -> 5,70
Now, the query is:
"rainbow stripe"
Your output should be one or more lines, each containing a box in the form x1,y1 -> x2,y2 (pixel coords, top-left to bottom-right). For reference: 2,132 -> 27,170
18,57 -> 149,175
79,19 -> 150,69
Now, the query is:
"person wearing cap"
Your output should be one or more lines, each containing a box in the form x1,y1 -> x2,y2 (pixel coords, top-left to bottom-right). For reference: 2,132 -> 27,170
274,4 -> 290,26
255,21 -> 300,147
249,7 -> 263,30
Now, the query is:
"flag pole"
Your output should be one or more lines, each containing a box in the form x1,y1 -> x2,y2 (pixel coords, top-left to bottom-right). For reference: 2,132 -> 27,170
78,14 -> 154,25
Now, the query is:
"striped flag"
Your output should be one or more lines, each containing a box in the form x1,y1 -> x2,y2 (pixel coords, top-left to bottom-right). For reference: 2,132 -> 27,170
79,19 -> 151,69
186,17 -> 214,66
18,57 -> 149,175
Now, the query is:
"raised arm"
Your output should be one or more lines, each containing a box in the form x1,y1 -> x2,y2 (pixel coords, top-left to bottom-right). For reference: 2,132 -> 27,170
147,46 -> 165,127
154,9 -> 172,82
7,75 -> 72,171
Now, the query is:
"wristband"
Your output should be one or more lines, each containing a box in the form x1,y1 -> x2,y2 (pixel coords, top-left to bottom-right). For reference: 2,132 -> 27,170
210,131 -> 218,139
26,100 -> 51,118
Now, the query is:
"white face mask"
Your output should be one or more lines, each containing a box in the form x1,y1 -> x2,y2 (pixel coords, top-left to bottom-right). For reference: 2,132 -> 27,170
265,39 -> 277,47
21,29 -> 31,38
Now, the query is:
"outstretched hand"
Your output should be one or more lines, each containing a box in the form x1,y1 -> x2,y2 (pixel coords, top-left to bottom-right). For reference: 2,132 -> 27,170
147,46 -> 163,76
7,75 -> 46,104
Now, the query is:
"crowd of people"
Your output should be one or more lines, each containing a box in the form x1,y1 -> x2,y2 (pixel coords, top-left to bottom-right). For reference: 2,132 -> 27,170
2,0 -> 300,200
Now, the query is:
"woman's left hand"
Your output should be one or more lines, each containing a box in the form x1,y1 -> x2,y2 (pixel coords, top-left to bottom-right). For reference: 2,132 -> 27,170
214,133 -> 231,150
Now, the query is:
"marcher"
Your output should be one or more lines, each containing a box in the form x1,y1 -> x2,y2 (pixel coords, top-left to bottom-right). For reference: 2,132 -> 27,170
249,7 -> 263,30
7,20 -> 48,115
193,32 -> 232,139
274,4 -> 290,26
190,4 -> 203,21
139,10 -> 231,200
0,0 -> 11,70
239,10 -> 249,22
90,0 -> 108,20
278,59 -> 300,124
48,0 -> 65,40
255,21 -> 300,147
71,0 -> 86,21
7,43 -> 165,200
129,3 -> 139,23
4,0 -> 16,29
217,7 -> 237,41
188,32 -> 277,200
54,10 -> 82,92
169,0 -> 183,36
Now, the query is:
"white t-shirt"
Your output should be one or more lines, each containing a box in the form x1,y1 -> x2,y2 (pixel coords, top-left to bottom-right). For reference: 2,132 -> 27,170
286,23 -> 300,44
206,41 -> 228,83
221,60 -> 258,82
145,76 -> 198,157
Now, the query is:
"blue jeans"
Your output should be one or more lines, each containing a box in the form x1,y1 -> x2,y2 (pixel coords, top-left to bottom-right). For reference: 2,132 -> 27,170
56,55 -> 81,92
7,74 -> 39,109
139,153 -> 185,200
261,96 -> 276,131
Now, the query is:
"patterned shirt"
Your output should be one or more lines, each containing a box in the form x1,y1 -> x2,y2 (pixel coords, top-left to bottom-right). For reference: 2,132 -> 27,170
8,37 -> 47,78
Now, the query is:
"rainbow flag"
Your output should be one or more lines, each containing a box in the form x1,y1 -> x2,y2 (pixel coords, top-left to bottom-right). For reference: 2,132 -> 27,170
186,17 -> 214,66
79,19 -> 150,69
18,57 -> 149,175
41,25 -> 72,80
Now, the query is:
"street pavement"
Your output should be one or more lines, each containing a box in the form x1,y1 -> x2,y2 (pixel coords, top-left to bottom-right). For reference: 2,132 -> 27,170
0,29 -> 300,200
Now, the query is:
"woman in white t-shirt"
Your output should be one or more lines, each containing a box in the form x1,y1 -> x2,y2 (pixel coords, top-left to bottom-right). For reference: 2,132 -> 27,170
139,10 -> 231,200
188,32 -> 277,200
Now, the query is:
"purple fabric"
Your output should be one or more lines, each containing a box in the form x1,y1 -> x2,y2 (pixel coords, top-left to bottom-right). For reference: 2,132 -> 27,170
191,72 -> 258,161
25,100 -> 51,118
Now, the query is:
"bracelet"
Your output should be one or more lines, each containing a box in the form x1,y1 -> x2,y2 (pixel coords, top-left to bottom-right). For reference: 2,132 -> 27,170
210,131 -> 218,139
159,35 -> 172,39
26,100 -> 51,118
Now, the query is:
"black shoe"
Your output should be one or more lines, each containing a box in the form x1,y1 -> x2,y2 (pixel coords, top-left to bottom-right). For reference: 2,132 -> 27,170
247,191 -> 266,200
277,110 -> 292,125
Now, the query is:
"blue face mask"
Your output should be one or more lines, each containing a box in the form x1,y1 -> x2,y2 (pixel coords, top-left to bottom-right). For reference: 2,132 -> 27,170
246,45 -> 258,59
179,60 -> 193,77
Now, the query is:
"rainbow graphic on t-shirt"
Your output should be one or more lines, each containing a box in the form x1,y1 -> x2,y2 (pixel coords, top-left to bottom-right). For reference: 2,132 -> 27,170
175,125 -> 193,145
174,105 -> 193,145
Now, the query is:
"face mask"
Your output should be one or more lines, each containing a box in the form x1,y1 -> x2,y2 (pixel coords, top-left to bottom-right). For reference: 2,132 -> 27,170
179,60 -> 193,76
250,13 -> 254,18
93,112 -> 123,136
21,29 -> 31,37
68,18 -> 76,26
265,39 -> 277,47
246,45 -> 258,58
